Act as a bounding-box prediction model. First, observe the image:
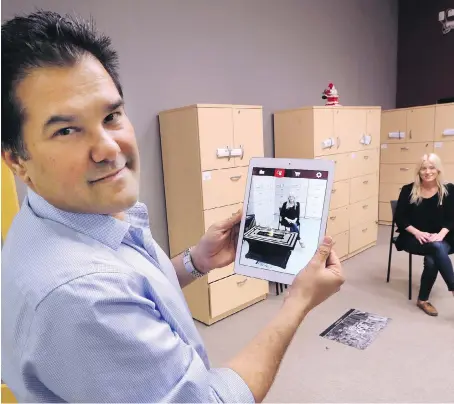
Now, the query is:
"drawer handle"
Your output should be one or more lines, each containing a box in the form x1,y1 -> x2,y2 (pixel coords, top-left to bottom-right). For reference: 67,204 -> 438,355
230,175 -> 242,181
363,180 -> 369,184
362,204 -> 368,209
330,216 -> 336,220
216,146 -> 231,160
362,228 -> 368,233
230,146 -> 244,159
400,167 -> 409,171
364,155 -> 369,160
237,278 -> 248,286
332,189 -> 337,193
401,147 -> 409,151
409,129 -> 412,139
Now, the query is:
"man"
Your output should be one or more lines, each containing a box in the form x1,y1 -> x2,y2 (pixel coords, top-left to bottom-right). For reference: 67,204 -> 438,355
1,10 -> 344,403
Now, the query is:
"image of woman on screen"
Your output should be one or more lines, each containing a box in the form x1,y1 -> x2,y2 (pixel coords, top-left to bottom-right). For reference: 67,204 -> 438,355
279,192 -> 304,247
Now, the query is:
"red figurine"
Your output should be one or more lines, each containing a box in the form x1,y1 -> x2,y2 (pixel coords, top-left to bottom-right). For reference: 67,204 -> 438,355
321,83 -> 340,106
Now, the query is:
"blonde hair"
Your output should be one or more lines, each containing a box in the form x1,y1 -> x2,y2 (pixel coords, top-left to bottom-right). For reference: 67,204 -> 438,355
410,153 -> 448,205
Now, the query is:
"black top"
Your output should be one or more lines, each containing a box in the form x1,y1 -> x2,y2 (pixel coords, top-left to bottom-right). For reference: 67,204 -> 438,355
280,201 -> 300,222
395,182 -> 454,237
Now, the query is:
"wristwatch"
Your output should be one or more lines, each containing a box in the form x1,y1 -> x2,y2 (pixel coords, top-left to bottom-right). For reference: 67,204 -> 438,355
183,247 -> 205,279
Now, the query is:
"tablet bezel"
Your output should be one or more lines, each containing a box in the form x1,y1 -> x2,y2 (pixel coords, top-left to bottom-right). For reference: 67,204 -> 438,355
234,157 -> 335,286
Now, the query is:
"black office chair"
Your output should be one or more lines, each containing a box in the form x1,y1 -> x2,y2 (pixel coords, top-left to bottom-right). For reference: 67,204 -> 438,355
387,200 -> 414,300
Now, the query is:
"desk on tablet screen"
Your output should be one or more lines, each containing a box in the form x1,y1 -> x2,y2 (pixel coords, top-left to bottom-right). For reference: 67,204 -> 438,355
238,165 -> 330,278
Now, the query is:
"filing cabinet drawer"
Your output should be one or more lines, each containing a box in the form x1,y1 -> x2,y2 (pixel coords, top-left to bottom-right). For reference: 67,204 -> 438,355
406,106 -> 435,142
349,148 -> 379,178
379,183 -> 405,203
380,109 -> 407,144
349,197 -> 378,229
434,103 -> 454,142
379,202 -> 393,222
380,142 -> 433,164
330,180 -> 350,209
332,230 -> 349,259
209,274 -> 268,318
333,108 -> 369,152
317,152 -> 350,182
203,203 -> 243,283
204,203 -> 243,230
434,141 -> 454,163
349,220 -> 378,253
202,167 -> 248,210
379,163 -> 416,184
326,205 -> 349,236
350,173 -> 378,204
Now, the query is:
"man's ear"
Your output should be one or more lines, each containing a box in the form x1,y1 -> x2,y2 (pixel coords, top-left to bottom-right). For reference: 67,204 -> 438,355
2,150 -> 30,184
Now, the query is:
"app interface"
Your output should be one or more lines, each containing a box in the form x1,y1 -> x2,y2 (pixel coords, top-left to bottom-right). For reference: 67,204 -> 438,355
239,167 -> 328,275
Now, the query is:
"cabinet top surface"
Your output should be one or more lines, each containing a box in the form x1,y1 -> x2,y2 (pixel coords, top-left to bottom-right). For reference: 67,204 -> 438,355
274,105 -> 382,114
159,104 -> 263,114
382,102 -> 454,113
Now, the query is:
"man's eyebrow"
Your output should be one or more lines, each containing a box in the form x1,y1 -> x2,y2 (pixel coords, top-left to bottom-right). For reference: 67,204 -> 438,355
44,115 -> 76,129
106,99 -> 124,113
42,99 -> 124,131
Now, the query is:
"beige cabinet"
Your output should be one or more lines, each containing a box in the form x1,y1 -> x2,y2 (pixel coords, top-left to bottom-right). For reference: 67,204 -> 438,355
274,106 -> 381,261
378,102 -> 454,224
380,105 -> 435,144
159,104 -> 268,325
434,103 -> 454,142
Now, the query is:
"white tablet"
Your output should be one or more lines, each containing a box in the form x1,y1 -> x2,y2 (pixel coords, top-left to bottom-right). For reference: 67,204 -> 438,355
234,157 -> 335,286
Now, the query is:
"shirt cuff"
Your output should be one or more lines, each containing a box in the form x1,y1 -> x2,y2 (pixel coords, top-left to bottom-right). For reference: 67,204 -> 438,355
210,368 -> 255,403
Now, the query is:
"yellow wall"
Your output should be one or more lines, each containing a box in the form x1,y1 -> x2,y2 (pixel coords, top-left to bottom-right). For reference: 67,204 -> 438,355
1,159 -> 20,242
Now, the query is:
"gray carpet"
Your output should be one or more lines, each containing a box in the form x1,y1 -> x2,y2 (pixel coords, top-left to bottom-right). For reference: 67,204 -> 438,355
195,225 -> 454,402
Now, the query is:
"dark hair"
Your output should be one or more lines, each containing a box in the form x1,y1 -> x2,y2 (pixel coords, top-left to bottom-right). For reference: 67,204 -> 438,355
1,10 -> 123,159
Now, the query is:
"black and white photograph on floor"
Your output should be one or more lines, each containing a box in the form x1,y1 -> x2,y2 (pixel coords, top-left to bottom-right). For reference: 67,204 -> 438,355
239,167 -> 328,275
320,309 -> 392,350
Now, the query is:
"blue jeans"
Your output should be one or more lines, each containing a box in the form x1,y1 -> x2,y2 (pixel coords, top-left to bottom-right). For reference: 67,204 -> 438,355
403,238 -> 454,301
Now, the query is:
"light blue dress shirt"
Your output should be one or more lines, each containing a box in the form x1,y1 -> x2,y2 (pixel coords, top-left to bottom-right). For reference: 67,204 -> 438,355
2,189 -> 254,403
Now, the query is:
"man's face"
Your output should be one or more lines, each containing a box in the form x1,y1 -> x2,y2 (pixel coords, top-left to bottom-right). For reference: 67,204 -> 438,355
9,54 -> 140,217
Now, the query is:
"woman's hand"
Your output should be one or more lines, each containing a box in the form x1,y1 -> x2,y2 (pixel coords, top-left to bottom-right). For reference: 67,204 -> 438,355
415,230 -> 431,244
428,230 -> 447,243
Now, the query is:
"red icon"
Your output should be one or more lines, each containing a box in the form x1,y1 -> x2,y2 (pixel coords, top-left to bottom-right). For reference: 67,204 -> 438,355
274,169 -> 285,178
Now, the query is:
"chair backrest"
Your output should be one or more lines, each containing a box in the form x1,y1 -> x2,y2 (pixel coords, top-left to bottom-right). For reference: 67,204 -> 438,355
390,200 -> 398,221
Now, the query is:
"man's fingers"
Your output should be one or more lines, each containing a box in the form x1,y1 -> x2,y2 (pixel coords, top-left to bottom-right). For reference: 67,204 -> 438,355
310,236 -> 333,266
214,209 -> 243,231
326,249 -> 341,269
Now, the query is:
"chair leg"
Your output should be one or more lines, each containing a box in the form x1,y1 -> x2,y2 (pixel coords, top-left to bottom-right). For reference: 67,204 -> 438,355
408,253 -> 412,300
280,283 -> 284,293
275,283 -> 279,296
387,239 -> 393,283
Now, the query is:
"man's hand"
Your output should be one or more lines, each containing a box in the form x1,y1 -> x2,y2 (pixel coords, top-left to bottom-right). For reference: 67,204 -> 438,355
226,236 -> 344,403
190,209 -> 242,273
285,236 -> 345,314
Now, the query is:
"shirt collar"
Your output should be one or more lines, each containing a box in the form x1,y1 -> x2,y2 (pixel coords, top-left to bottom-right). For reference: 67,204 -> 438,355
26,188 -> 150,250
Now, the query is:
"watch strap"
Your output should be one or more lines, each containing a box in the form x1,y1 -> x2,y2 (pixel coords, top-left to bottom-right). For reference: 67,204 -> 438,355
183,247 -> 205,278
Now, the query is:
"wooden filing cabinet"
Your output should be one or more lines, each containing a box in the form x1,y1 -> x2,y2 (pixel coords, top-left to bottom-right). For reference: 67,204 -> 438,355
379,102 -> 454,224
159,104 -> 268,325
274,106 -> 381,261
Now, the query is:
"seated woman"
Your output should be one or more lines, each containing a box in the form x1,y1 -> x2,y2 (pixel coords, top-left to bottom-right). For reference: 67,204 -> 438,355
280,192 -> 304,247
394,153 -> 454,316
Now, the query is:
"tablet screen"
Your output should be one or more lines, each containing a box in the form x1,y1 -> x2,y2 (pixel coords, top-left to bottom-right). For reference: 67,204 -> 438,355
239,166 -> 329,276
